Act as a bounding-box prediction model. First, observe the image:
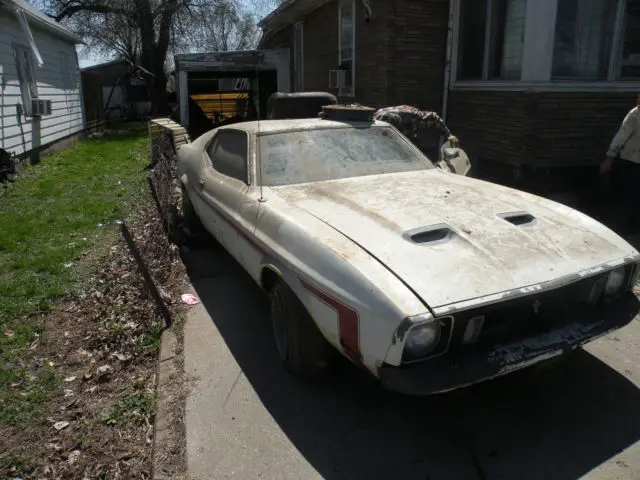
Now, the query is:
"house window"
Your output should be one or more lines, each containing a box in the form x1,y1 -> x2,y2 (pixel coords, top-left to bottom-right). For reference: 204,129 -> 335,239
294,21 -> 304,92
552,0 -> 640,80
457,0 -> 526,81
12,43 -> 38,114
339,0 -> 355,94
552,0 -> 616,79
457,0 -> 487,79
619,0 -> 640,78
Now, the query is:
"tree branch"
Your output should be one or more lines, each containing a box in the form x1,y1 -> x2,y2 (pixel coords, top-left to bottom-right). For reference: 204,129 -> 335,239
52,2 -> 126,21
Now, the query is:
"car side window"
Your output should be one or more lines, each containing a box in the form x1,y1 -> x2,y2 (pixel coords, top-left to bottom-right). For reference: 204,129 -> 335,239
207,130 -> 248,183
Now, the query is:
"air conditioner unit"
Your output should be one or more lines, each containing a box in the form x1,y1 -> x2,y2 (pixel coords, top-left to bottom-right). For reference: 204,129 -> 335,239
328,69 -> 348,89
31,98 -> 52,116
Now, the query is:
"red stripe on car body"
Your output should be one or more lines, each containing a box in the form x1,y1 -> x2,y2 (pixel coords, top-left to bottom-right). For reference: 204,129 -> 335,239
195,195 -> 361,362
301,280 -> 362,364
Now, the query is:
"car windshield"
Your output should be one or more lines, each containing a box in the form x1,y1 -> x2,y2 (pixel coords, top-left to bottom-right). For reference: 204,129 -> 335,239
258,125 -> 433,186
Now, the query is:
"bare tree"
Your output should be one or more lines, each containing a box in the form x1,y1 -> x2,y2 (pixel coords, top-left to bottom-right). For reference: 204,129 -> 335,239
189,1 -> 260,52
40,0 -> 229,114
71,12 -> 142,64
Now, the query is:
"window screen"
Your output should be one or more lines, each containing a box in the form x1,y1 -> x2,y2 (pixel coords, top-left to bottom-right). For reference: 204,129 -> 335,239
552,0 -> 616,79
207,130 -> 248,183
457,0 -> 488,80
620,0 -> 640,78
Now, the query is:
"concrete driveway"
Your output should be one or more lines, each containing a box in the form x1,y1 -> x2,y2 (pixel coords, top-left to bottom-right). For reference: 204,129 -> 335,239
182,242 -> 640,480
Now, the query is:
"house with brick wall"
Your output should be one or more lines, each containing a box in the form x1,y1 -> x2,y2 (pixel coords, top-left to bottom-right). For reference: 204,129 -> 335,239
258,0 -> 640,186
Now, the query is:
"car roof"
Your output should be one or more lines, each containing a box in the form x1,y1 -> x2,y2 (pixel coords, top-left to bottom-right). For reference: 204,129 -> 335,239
218,118 -> 389,135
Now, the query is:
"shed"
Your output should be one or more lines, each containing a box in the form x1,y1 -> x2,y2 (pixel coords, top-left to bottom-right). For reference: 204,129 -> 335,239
81,59 -> 152,126
174,49 -> 291,138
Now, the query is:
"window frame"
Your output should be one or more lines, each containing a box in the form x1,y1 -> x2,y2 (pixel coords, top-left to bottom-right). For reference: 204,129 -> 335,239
12,42 -> 38,116
454,0 -> 526,82
205,129 -> 251,185
293,21 -> 304,92
451,0 -> 640,91
338,0 -> 356,96
551,0 -> 619,81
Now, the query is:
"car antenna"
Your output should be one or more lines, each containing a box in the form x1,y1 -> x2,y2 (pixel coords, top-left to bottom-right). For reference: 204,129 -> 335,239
255,65 -> 265,203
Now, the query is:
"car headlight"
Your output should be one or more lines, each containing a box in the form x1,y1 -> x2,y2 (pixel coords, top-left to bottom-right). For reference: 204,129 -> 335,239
630,263 -> 640,289
405,320 -> 441,357
605,267 -> 625,296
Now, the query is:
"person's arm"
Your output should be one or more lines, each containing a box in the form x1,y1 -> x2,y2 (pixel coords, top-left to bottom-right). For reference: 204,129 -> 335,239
601,109 -> 637,174
422,112 -> 451,136
607,109 -> 637,158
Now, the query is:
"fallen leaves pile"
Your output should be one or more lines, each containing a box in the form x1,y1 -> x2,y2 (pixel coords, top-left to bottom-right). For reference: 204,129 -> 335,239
2,202 -> 188,480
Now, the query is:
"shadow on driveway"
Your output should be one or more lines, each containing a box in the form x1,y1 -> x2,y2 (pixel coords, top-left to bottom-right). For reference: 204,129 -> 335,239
183,242 -> 640,480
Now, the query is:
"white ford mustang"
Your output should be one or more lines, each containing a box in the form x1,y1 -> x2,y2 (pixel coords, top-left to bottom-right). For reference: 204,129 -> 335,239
177,108 -> 640,395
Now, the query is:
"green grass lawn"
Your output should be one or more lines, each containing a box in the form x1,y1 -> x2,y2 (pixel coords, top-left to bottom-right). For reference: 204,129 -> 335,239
0,123 -> 150,424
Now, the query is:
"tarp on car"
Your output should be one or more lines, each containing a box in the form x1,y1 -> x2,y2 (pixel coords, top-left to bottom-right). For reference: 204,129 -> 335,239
374,105 -> 457,162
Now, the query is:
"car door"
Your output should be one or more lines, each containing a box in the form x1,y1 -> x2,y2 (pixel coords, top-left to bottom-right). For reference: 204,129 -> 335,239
202,129 -> 258,269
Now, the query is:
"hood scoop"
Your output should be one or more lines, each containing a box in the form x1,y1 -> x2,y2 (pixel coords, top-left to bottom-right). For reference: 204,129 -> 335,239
403,224 -> 456,245
499,211 -> 537,227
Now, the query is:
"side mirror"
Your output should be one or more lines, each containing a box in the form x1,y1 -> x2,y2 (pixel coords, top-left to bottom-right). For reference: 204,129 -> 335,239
437,143 -> 471,176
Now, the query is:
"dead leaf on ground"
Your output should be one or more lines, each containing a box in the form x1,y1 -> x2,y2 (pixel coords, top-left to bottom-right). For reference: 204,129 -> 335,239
53,421 -> 70,431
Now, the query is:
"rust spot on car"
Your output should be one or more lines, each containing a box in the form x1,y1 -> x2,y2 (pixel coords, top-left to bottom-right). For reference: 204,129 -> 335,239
393,317 -> 414,345
309,185 -> 402,231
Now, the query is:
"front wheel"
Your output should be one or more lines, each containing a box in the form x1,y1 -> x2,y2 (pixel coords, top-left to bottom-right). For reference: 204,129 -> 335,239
269,281 -> 332,378
181,183 -> 205,237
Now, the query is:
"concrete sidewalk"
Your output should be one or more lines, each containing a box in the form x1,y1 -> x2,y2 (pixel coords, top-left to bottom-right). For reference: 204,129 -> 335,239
182,246 -> 640,480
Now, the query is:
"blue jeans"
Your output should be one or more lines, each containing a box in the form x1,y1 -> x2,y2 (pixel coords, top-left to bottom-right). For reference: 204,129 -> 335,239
613,159 -> 640,234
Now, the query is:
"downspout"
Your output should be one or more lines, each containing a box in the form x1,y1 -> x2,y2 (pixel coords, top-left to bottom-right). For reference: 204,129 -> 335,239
441,0 -> 455,121
14,7 -> 43,67
75,48 -> 88,134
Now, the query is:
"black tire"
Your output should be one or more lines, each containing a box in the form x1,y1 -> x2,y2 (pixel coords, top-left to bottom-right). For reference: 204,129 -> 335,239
166,204 -> 181,244
269,281 -> 332,378
181,183 -> 205,237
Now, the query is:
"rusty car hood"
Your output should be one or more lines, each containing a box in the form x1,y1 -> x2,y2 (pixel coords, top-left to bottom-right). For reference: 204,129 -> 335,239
270,170 -> 638,308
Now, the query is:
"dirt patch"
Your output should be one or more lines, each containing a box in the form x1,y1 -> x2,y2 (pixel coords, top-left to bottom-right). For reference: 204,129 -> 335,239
1,201 -> 189,479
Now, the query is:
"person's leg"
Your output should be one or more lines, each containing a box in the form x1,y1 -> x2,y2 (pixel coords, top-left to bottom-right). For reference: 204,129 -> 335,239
626,162 -> 640,234
616,160 -> 640,235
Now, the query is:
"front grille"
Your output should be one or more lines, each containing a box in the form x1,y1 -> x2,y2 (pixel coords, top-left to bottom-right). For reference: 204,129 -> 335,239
450,271 -> 617,350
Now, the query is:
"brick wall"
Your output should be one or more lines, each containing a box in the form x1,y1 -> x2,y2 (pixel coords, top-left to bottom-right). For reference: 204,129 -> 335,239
263,25 -> 294,90
529,92 -> 634,167
353,1 -> 387,107
263,0 -> 449,112
300,1 -> 339,93
448,90 -> 635,168
447,90 -> 528,166
386,0 -> 449,112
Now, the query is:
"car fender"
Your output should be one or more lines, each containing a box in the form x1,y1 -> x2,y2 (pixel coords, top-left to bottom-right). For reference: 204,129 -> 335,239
255,198 -> 430,373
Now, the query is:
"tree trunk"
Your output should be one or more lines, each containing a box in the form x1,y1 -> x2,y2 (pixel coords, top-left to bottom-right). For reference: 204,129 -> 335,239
151,68 -> 169,116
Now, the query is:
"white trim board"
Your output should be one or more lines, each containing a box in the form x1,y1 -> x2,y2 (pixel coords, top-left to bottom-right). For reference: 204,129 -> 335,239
451,81 -> 640,92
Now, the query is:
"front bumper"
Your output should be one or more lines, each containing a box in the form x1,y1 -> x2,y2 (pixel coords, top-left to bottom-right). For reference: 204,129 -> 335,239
379,292 -> 639,396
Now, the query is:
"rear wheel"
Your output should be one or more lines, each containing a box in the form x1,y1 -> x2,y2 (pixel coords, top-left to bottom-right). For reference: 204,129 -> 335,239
269,281 -> 332,377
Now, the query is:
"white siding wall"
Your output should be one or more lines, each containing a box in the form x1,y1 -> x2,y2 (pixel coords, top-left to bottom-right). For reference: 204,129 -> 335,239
0,13 -> 84,156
